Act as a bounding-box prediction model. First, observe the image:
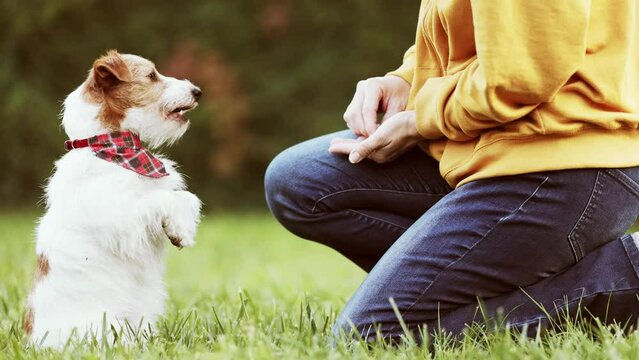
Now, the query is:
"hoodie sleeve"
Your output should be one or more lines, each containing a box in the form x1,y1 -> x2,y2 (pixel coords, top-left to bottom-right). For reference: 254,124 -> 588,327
414,0 -> 590,141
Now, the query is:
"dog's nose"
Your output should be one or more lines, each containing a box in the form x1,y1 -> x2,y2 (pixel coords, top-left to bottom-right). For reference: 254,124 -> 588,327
191,87 -> 202,101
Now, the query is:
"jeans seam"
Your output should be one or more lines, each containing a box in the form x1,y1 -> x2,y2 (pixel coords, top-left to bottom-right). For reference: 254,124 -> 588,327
567,170 -> 602,262
622,234 -> 639,279
604,169 -> 639,198
394,176 -> 550,327
347,209 -> 409,232
311,188 -> 447,214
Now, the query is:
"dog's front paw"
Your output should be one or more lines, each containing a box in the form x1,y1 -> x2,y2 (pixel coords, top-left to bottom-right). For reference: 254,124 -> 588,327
163,191 -> 202,249
163,222 -> 195,249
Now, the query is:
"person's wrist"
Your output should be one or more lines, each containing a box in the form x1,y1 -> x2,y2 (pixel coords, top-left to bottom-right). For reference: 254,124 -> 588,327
402,111 -> 422,142
384,75 -> 411,113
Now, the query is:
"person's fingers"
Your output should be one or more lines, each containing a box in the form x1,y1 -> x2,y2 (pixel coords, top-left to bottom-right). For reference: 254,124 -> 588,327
349,135 -> 384,164
328,140 -> 358,155
343,82 -> 366,135
361,80 -> 382,136
381,101 -> 403,123
369,151 -> 395,164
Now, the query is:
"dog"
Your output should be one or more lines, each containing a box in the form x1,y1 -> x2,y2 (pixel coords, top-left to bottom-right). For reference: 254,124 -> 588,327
24,50 -> 203,348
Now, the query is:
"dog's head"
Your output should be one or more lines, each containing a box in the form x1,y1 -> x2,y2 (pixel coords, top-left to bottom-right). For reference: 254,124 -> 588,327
62,50 -> 201,148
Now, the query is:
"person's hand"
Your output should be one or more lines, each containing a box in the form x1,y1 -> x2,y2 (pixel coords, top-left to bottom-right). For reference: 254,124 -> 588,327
330,110 -> 422,164
343,75 -> 411,137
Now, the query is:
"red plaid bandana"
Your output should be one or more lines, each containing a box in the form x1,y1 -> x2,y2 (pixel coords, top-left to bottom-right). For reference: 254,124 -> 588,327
64,131 -> 168,178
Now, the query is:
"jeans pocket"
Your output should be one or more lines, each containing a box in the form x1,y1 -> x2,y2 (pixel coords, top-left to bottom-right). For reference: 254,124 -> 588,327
568,168 -> 639,262
605,168 -> 639,197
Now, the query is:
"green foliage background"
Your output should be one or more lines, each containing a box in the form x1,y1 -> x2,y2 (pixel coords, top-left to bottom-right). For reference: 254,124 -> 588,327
0,0 -> 418,210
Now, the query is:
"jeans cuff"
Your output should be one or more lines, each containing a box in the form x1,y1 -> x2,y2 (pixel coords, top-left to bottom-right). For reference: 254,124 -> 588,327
622,233 -> 639,279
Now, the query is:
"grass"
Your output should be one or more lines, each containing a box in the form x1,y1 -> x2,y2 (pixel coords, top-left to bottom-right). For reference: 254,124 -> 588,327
1,210 -> 639,359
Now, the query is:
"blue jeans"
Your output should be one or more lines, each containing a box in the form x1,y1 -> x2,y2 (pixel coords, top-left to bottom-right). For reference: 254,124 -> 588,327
264,130 -> 639,341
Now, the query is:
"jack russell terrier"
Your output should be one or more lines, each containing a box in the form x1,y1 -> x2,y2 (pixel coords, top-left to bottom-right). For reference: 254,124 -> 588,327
24,50 -> 203,348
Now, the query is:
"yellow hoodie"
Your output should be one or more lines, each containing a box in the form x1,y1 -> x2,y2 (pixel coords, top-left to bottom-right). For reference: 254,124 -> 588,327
389,0 -> 639,187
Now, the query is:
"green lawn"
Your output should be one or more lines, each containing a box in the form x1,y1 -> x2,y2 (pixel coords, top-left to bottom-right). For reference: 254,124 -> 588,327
1,211 -> 639,359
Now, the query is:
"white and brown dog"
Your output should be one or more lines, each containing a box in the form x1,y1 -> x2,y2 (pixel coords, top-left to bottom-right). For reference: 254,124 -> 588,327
24,50 -> 203,347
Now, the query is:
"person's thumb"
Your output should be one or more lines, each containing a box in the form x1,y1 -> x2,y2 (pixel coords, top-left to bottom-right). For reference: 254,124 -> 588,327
349,136 -> 379,164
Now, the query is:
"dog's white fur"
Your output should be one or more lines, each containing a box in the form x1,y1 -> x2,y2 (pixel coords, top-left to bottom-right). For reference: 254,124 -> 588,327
28,54 -> 202,348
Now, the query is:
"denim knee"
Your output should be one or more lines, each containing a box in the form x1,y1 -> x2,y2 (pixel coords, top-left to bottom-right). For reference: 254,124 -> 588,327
264,148 -> 297,219
264,146 -> 316,237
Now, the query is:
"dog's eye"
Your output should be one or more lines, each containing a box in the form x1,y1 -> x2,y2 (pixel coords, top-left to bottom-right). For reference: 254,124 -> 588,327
147,71 -> 158,81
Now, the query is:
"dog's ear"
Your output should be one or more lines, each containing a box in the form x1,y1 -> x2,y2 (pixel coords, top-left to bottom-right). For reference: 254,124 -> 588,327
92,50 -> 131,89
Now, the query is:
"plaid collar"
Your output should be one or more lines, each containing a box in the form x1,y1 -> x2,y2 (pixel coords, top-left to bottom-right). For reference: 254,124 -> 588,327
64,131 -> 168,178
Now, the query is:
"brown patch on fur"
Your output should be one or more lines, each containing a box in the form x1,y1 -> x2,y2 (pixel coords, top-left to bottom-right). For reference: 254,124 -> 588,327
93,50 -> 132,88
35,254 -> 50,281
23,306 -> 34,336
84,50 -> 166,129
23,254 -> 50,335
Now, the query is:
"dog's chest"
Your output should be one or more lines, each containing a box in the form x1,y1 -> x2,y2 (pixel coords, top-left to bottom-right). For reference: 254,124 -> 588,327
48,152 -> 184,201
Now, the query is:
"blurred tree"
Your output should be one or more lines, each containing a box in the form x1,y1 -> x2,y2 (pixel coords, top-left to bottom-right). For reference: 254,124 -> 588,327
0,0 -> 419,210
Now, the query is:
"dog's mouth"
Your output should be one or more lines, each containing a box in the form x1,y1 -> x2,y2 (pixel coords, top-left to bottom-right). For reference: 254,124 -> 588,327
167,103 -> 198,122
